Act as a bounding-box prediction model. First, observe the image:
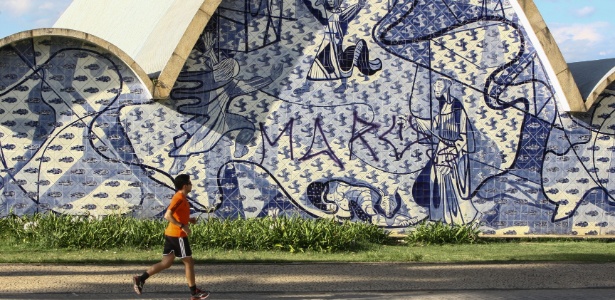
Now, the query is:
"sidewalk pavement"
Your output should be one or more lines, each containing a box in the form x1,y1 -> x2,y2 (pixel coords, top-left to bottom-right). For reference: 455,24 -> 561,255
1,262 -> 615,299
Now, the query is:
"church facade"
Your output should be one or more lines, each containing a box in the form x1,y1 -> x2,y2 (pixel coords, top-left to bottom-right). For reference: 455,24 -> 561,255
1,0 -> 613,237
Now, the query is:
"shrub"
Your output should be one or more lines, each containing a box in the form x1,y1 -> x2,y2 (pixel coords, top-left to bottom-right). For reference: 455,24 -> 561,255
1,213 -> 165,249
0,213 -> 389,253
191,216 -> 389,252
405,221 -> 481,245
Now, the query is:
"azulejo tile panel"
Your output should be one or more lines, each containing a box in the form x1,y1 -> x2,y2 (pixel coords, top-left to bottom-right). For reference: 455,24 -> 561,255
2,0 -> 615,236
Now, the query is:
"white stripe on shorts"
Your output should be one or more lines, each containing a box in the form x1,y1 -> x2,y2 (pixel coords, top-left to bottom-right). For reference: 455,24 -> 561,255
179,237 -> 186,257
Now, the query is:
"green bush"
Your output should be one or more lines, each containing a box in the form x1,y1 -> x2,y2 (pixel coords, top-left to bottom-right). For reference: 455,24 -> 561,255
0,213 -> 389,253
405,221 -> 481,245
2,213 -> 165,249
191,217 -> 389,252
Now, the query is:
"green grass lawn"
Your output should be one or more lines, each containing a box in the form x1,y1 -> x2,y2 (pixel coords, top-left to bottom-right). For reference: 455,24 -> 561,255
4,216 -> 615,265
3,241 -> 615,264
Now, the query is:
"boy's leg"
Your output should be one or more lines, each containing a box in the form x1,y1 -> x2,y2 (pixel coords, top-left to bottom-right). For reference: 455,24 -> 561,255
181,256 -> 196,287
132,236 -> 179,295
148,235 -> 180,277
183,256 -> 209,299
147,253 -> 176,276
133,252 -> 175,294
182,257 -> 209,300
173,237 -> 208,299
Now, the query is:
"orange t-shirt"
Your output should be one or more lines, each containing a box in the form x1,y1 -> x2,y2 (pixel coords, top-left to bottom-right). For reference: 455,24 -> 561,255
164,191 -> 190,237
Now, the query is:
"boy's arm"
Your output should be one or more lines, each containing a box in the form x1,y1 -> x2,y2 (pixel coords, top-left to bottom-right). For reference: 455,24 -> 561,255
165,208 -> 192,235
164,209 -> 183,228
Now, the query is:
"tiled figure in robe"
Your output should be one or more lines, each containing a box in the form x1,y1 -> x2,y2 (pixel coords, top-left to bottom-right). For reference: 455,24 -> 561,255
412,78 -> 479,225
170,33 -> 282,158
294,0 -> 382,95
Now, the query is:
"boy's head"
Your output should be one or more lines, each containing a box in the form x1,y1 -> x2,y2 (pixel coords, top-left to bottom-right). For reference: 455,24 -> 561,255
174,174 -> 192,191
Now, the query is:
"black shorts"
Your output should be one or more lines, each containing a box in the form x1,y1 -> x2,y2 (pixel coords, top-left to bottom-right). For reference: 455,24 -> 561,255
162,235 -> 192,258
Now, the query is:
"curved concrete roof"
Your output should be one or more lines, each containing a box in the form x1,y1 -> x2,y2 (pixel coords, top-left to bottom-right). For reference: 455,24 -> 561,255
516,0 -> 587,112
53,0 -> 221,99
0,0 -> 596,109
568,58 -> 615,108
0,28 -> 154,95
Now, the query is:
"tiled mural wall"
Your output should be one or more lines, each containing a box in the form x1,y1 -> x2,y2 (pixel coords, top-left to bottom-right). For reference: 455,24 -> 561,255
1,0 -> 615,236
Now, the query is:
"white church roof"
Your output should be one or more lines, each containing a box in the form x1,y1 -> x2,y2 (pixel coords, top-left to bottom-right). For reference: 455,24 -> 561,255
53,0 -> 220,99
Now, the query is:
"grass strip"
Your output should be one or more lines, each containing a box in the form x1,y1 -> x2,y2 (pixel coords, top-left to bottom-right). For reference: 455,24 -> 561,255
2,241 -> 615,264
4,214 -> 615,264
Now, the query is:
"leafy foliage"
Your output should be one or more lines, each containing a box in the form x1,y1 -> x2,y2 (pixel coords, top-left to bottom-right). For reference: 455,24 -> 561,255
1,213 -> 165,249
405,221 -> 481,245
192,216 -> 389,252
0,213 -> 389,252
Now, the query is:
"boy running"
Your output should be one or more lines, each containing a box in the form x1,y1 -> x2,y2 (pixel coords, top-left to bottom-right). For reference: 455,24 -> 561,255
133,174 -> 209,299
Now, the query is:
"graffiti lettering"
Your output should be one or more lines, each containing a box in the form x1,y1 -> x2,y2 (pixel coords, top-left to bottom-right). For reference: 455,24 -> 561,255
299,117 -> 344,170
349,110 -> 380,161
259,118 -> 294,161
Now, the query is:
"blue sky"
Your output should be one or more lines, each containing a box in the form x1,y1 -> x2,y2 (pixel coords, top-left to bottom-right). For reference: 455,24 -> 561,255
0,0 -> 612,62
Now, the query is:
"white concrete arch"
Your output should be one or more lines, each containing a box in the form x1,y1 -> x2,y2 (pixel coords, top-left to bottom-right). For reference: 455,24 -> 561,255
0,28 -> 154,97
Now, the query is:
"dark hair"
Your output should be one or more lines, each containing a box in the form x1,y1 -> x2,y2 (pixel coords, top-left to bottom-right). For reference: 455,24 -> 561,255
174,174 -> 191,191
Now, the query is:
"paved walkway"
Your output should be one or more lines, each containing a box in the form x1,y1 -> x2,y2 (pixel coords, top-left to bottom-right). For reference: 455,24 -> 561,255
2,262 -> 615,299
